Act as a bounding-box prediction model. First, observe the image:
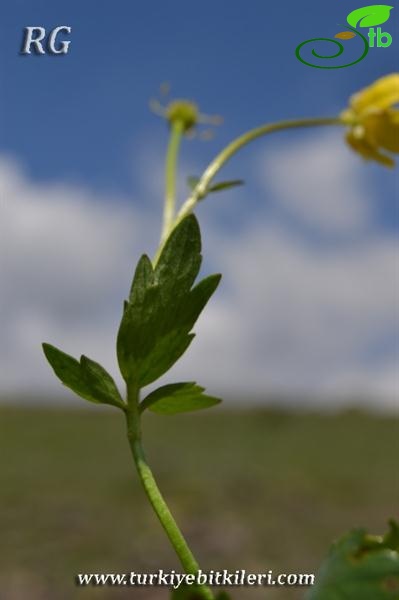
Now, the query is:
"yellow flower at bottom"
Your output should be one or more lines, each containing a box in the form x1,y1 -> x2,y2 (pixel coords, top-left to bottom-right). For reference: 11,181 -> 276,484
341,73 -> 399,167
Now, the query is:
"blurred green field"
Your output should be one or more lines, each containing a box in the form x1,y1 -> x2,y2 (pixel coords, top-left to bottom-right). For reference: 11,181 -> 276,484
0,405 -> 397,600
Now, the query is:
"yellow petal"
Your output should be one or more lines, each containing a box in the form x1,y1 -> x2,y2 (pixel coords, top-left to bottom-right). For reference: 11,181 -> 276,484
364,110 -> 399,153
349,73 -> 399,115
345,131 -> 395,168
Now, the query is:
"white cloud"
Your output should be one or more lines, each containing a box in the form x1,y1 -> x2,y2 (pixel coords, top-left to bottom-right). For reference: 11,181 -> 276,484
0,142 -> 398,411
258,131 -> 374,235
0,156 -> 150,396
180,222 -> 398,406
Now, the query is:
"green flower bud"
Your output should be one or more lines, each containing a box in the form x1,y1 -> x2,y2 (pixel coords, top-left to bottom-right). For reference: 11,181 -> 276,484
166,100 -> 199,132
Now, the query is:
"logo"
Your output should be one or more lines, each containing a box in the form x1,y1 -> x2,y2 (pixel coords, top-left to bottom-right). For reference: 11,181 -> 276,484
21,26 -> 72,55
296,4 -> 393,68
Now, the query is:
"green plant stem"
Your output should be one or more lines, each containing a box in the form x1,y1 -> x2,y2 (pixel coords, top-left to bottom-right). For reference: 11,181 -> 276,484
146,115 -> 344,589
176,115 -> 344,224
154,116 -> 343,263
160,119 -> 184,245
125,385 -> 215,600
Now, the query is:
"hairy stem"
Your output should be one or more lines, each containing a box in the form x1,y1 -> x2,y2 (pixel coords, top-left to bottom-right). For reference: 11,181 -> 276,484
125,385 -> 214,600
160,120 -> 184,245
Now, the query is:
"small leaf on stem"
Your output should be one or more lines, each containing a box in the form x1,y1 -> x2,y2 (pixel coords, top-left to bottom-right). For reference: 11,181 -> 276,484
207,179 -> 244,193
42,343 -> 124,409
187,176 -> 244,200
141,382 -> 221,414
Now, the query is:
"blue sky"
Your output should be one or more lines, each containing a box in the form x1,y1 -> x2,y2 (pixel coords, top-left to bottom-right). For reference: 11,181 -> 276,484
1,1 -> 398,408
2,1 -> 398,196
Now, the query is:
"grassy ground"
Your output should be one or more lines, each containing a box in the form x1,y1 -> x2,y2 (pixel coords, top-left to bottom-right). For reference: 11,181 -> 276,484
0,405 -> 397,600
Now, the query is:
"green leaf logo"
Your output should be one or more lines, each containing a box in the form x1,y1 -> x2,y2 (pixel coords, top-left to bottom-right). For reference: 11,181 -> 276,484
347,5 -> 393,28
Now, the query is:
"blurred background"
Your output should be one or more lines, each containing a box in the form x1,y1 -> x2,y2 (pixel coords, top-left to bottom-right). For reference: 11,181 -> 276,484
1,1 -> 398,599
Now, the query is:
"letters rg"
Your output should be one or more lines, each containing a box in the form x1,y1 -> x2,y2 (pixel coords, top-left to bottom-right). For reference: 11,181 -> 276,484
21,26 -> 72,55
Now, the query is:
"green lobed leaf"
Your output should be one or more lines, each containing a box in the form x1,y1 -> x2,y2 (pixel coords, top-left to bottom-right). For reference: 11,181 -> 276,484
42,343 -> 124,409
347,5 -> 393,28
307,521 -> 399,600
141,382 -> 221,414
117,215 -> 221,387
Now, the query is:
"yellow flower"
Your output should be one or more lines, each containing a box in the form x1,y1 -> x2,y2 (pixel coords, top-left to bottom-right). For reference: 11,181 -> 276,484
341,73 -> 399,167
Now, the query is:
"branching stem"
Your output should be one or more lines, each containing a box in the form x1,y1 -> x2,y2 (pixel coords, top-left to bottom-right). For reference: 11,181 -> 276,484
132,114 -> 345,598
154,116 -> 344,263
